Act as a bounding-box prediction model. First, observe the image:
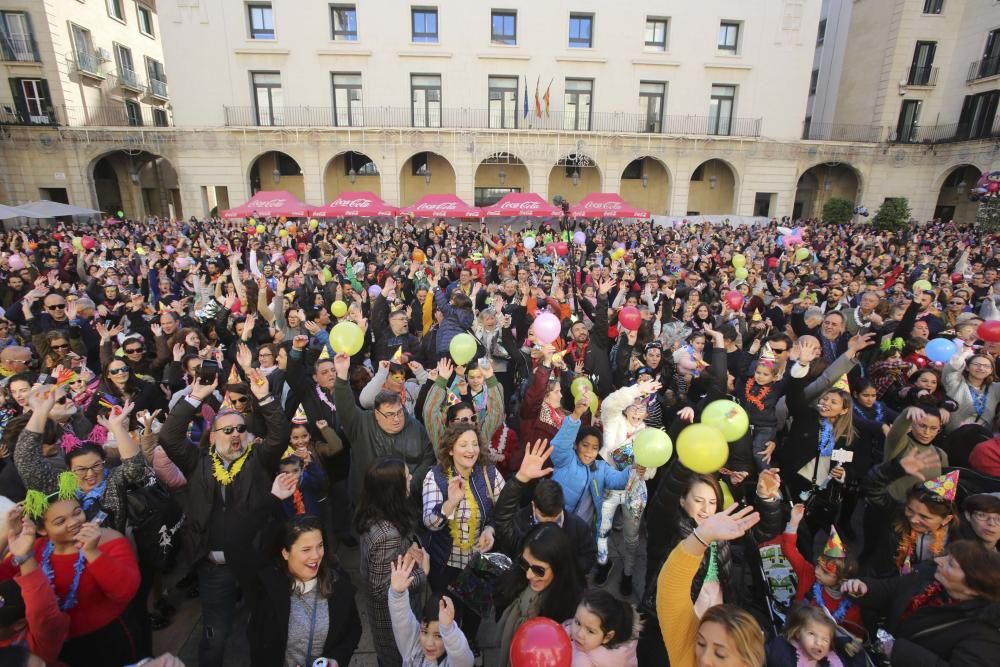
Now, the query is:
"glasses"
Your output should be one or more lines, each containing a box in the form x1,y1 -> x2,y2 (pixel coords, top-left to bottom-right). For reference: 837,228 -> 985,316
376,407 -> 405,420
949,301 -> 966,306
107,367 -> 130,375
968,362 -> 993,370
451,415 -> 477,424
46,303 -> 66,311
771,347 -> 789,354
51,343 -> 70,352
124,347 -> 144,355
213,424 -> 247,435
971,511 -> 1000,526
518,556 -> 549,578
71,461 -> 105,477
230,396 -> 250,406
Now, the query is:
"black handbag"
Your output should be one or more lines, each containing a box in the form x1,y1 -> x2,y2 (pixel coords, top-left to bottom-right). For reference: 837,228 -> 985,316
801,455 -> 843,527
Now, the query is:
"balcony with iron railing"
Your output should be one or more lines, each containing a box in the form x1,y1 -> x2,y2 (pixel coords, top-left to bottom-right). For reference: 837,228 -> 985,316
62,105 -> 171,127
968,56 -> 1000,82
0,105 -> 58,126
221,105 -> 763,137
117,66 -> 145,92
148,78 -> 168,99
0,35 -> 38,63
906,65 -> 938,87
803,115 -> 1000,144
75,51 -> 103,78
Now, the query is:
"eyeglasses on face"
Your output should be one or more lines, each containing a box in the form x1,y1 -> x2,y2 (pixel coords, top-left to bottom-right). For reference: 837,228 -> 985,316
46,303 -> 66,311
971,511 -> 1000,526
124,347 -> 144,355
376,407 -> 405,420
450,415 -> 477,424
71,461 -> 105,477
518,556 -> 549,578
51,343 -> 70,351
230,396 -> 250,405
107,366 -> 130,375
213,424 -> 247,435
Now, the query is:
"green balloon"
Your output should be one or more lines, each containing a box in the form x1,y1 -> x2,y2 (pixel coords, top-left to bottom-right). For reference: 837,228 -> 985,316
116,210 -> 124,217
795,247 -> 811,261
449,332 -> 478,366
913,279 -> 932,293
633,428 -> 673,468
570,376 -> 593,399
543,234 -> 553,243
734,267 -> 748,280
700,399 -> 749,443
676,424 -> 729,474
329,321 -> 364,356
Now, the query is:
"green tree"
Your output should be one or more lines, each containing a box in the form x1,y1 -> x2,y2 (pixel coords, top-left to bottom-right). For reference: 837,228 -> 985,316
822,197 -> 855,225
977,196 -> 1000,232
872,197 -> 911,231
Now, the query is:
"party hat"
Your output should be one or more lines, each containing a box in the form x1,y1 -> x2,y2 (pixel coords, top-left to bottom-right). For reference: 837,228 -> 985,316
831,374 -> 850,392
923,470 -> 960,502
55,368 -> 78,388
759,344 -> 777,368
391,346 -> 403,363
823,526 -> 846,558
292,405 -> 308,425
318,344 -> 331,360
227,364 -> 241,386
752,308 -> 762,322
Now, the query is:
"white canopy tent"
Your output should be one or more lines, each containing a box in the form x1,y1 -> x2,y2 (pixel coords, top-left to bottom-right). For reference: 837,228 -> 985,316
15,200 -> 101,218
0,204 -> 26,219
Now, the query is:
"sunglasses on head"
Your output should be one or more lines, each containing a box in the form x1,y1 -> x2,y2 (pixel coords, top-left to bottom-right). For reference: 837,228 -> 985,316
214,424 -> 248,435
518,556 -> 548,578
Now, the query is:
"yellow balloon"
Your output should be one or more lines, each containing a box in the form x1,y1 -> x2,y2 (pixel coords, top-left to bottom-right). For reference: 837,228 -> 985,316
248,218 -> 256,225
309,219 -> 319,229
449,333 -> 478,366
330,300 -> 348,318
279,229 -> 288,238
612,248 -> 625,260
329,321 -> 364,356
589,393 -> 599,414
732,254 -> 746,268
676,424 -> 729,474
256,224 -> 266,234
719,480 -> 735,508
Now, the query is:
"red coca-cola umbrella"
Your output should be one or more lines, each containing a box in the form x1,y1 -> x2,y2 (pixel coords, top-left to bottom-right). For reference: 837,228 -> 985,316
312,191 -> 399,218
400,194 -> 481,219
569,193 -> 650,219
483,192 -> 561,217
220,190 -> 313,219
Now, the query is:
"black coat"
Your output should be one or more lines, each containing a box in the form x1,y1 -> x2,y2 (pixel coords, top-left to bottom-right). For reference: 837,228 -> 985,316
248,564 -> 362,667
858,564 -> 1000,667
157,396 -> 290,587
492,476 -> 596,577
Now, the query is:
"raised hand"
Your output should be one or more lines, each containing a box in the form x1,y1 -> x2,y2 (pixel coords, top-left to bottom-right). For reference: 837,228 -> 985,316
677,407 -> 695,423
333,352 -> 351,378
899,447 -> 938,481
190,376 -> 218,402
846,332 -> 876,356
270,471 -> 298,500
696,504 -> 761,544
247,368 -> 270,399
788,503 -> 806,529
27,386 -> 57,416
516,439 -> 554,483
756,468 -> 781,499
637,379 -> 662,396
292,335 -> 310,351
439,596 -> 456,628
98,399 -> 135,431
389,554 -> 416,593
437,357 -> 454,381
236,342 -> 253,370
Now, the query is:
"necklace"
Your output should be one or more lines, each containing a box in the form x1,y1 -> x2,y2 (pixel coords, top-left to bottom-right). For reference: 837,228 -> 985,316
40,540 -> 86,611
211,444 -> 253,486
812,581 -> 852,622
446,467 -> 480,553
744,379 -> 773,411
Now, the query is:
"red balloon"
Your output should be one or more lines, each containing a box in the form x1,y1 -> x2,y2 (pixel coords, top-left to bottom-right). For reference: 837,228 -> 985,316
283,249 -> 297,263
618,305 -> 641,331
546,243 -> 557,255
297,242 -> 308,252
81,236 -> 96,250
767,257 -> 779,269
216,245 -> 228,254
509,617 -> 571,667
725,290 -> 744,310
951,272 -> 964,284
978,320 -> 1000,343
989,181 -> 1000,194
555,241 -> 569,257
52,233 -> 63,241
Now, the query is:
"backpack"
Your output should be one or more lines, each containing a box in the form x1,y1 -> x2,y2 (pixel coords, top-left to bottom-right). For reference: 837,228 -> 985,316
127,474 -> 184,571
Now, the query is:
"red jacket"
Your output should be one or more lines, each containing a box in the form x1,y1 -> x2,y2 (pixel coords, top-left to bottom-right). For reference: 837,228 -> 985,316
780,532 -> 864,632
0,567 -> 70,665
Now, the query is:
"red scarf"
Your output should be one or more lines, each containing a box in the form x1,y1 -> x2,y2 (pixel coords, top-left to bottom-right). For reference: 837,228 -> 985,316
292,488 -> 306,516
565,340 -> 588,368
902,581 -> 953,620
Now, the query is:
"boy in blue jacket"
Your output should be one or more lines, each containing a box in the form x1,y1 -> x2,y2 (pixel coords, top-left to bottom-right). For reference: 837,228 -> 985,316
550,395 -> 634,535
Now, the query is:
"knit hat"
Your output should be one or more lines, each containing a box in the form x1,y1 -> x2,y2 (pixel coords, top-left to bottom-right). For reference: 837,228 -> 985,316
923,470 -> 960,502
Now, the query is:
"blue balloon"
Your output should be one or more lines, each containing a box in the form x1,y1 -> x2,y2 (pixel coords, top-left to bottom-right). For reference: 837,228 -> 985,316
925,338 -> 958,363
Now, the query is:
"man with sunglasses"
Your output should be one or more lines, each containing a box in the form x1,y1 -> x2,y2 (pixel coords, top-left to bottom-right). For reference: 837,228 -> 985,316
157,370 -> 288,667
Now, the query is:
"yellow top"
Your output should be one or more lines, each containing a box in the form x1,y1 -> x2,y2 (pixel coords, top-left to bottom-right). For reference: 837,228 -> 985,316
656,543 -> 703,667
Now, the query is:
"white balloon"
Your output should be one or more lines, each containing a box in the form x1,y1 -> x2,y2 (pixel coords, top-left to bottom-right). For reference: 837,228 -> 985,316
776,226 -> 792,235
523,236 -> 536,250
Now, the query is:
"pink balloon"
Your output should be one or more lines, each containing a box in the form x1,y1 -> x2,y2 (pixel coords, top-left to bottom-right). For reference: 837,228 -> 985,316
618,306 -> 641,331
7,255 -> 24,271
725,290 -> 744,310
533,312 -> 562,344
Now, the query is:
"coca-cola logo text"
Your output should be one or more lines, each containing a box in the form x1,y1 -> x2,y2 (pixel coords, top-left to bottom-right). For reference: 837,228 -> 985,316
332,198 -> 373,207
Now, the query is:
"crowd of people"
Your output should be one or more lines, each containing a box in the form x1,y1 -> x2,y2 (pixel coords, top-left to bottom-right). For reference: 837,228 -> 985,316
0,212 -> 996,667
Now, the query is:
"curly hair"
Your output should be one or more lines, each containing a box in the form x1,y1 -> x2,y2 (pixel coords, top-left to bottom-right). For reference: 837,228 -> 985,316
436,422 -> 489,469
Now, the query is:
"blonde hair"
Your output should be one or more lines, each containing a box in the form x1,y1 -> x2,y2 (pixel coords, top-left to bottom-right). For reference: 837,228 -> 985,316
823,388 -> 855,447
699,605 -> 765,667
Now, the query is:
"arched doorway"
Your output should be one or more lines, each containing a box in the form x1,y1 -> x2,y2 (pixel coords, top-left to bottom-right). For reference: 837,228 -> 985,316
324,151 -> 381,200
92,151 -> 181,219
793,163 -> 860,220
619,157 -> 669,215
249,151 -> 305,200
473,152 -> 529,206
399,151 -> 456,206
547,153 -> 601,205
687,159 -> 736,215
935,164 -> 982,223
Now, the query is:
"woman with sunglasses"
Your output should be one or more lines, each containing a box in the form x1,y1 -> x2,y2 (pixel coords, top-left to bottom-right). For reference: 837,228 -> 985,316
421,422 -> 505,658
495,523 -> 582,667
85,357 -> 166,429
41,331 -> 81,372
942,348 -> 1000,434
859,447 -> 962,577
